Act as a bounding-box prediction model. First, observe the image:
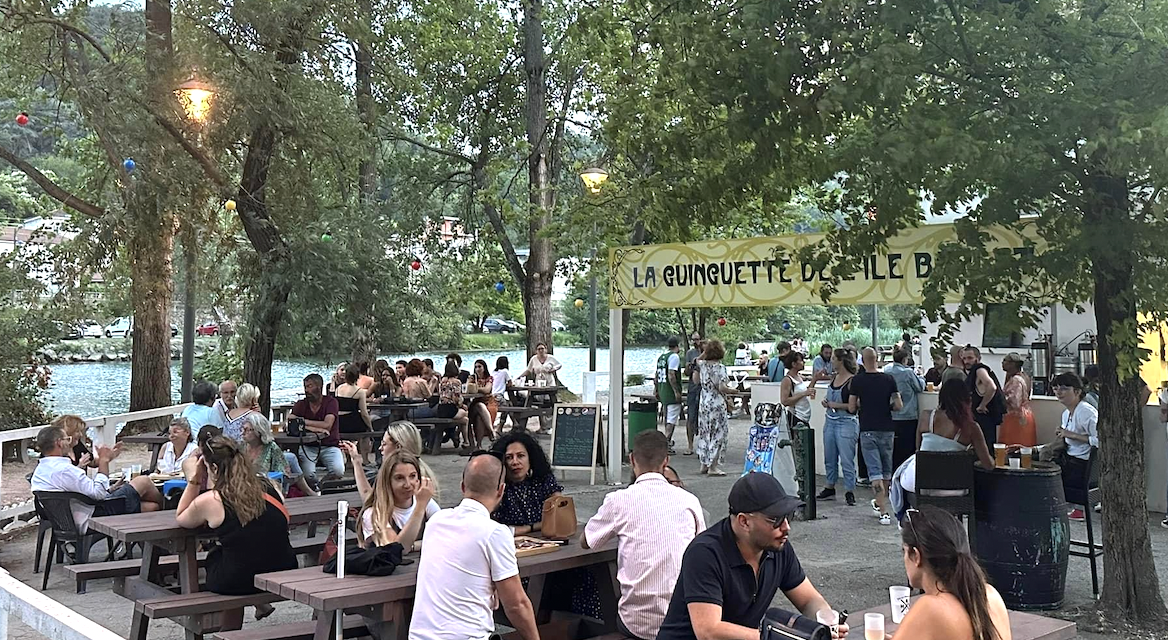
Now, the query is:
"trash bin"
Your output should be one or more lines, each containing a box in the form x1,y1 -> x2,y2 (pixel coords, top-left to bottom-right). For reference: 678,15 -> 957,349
627,401 -> 659,451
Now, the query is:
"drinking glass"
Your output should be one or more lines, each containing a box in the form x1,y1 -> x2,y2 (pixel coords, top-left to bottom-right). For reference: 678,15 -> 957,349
993,443 -> 1007,467
1020,447 -> 1033,469
889,586 -> 911,623
131,463 -> 142,477
1008,458 -> 1021,469
815,608 -> 840,634
865,613 -> 885,640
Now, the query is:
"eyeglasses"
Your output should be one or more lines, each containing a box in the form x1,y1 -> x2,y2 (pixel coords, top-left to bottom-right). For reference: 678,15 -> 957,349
751,512 -> 788,529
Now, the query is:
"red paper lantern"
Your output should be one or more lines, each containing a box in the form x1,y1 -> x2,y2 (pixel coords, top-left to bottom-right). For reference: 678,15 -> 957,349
410,260 -> 422,271
15,112 -> 29,126
717,317 -> 727,326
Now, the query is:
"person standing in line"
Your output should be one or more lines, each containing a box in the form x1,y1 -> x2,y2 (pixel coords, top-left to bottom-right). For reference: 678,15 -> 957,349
695,340 -> 735,476
850,347 -> 903,525
656,337 -> 685,454
682,333 -> 703,456
885,348 -> 926,471
811,343 -> 834,382
583,431 -> 705,640
941,345 -> 967,384
924,352 -> 947,387
408,453 -> 540,640
766,341 -> 792,383
817,348 -> 859,505
779,351 -> 816,430
962,346 -> 1006,446
999,353 -> 1037,447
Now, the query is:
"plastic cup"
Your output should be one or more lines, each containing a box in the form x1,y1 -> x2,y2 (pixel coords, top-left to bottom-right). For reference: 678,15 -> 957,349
1008,458 -> 1021,469
131,464 -> 142,477
993,443 -> 1007,467
865,612 -> 885,640
1020,447 -> 1033,469
889,586 -> 911,623
816,608 -> 840,634
121,467 -> 131,480
926,382 -> 935,392
537,379 -> 547,387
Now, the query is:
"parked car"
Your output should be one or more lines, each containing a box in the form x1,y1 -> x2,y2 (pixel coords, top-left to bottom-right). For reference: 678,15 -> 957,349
551,320 -> 566,332
171,323 -> 178,337
481,318 -> 512,334
81,321 -> 104,339
195,321 -> 231,336
104,317 -> 132,338
59,322 -> 82,340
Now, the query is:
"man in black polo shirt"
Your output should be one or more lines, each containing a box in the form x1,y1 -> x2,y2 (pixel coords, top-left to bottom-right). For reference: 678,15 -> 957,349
658,473 -> 849,640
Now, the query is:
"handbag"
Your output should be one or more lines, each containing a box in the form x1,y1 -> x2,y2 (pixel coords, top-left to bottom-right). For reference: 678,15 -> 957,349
760,608 -> 831,640
540,495 -> 577,540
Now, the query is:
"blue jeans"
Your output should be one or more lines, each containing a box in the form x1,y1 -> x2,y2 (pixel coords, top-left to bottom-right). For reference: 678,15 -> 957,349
299,445 -> 345,480
860,431 -> 896,481
823,416 -> 858,491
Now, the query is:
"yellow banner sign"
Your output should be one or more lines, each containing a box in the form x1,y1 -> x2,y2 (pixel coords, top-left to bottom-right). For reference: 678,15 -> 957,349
608,222 -> 1035,309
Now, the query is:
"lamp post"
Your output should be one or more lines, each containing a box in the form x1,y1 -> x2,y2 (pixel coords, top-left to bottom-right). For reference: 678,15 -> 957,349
175,77 -> 215,402
579,168 -> 609,372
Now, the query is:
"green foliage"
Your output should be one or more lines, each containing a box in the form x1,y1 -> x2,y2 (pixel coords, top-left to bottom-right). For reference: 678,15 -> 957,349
194,337 -> 245,386
0,258 -> 55,430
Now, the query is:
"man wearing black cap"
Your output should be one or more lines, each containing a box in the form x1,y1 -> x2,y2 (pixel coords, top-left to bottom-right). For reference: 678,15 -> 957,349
657,473 -> 849,640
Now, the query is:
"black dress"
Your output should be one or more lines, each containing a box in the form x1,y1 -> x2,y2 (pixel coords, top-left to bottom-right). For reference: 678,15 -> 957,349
206,487 -> 298,594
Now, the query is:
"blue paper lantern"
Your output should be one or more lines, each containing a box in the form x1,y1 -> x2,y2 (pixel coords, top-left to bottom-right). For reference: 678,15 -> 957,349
495,281 -> 505,293
782,321 -> 791,332
123,158 -> 136,172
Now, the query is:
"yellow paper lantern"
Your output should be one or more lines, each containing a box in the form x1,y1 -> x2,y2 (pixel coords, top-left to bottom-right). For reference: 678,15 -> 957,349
224,199 -> 236,211
574,298 -> 584,308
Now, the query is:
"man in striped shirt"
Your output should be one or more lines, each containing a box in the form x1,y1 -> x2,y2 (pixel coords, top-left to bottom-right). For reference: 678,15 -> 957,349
584,430 -> 706,640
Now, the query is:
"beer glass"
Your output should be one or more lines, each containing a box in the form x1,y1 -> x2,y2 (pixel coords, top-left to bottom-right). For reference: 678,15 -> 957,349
994,443 -> 1007,467
1020,447 -> 1033,469
865,613 -> 885,640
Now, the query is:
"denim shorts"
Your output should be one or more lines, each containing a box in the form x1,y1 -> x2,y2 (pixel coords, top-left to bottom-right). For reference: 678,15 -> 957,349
94,482 -> 142,517
860,431 -> 895,481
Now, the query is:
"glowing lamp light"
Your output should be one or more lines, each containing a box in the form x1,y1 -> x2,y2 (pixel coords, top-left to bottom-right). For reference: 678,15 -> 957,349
579,167 -> 609,195
175,79 -> 215,124
574,298 -> 584,308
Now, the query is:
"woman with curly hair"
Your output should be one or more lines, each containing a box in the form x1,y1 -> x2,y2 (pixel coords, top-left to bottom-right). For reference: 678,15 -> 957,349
176,436 -> 297,619
489,431 -> 561,534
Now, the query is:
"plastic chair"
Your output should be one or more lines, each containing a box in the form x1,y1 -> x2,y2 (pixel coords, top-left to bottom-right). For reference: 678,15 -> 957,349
914,450 -> 977,548
1065,447 -> 1103,598
33,491 -> 115,593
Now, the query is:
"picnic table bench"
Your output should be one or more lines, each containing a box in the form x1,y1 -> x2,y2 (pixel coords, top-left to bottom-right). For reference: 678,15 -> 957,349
211,614 -> 369,640
411,417 -> 459,454
255,535 -> 619,640
845,597 -> 1075,639
88,492 -> 360,640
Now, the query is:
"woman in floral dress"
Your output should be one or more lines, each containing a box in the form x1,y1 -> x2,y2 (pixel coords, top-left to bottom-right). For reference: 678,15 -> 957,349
696,339 -> 735,476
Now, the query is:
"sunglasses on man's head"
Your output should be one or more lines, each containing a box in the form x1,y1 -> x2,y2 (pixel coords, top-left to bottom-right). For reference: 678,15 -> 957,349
470,449 -> 506,486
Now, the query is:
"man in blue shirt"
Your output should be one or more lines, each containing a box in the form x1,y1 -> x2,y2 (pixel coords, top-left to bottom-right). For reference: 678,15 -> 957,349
883,348 -> 925,470
180,380 -> 228,437
766,341 -> 792,383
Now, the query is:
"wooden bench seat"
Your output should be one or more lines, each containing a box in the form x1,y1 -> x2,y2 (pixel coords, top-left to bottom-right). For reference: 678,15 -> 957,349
413,417 -> 458,454
497,406 -> 552,431
211,614 -> 368,640
136,590 -> 282,619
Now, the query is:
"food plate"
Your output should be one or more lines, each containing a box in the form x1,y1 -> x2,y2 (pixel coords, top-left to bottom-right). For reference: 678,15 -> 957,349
514,536 -> 565,557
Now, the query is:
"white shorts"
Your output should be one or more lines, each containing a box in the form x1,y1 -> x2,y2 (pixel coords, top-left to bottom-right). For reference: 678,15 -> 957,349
665,403 -> 681,425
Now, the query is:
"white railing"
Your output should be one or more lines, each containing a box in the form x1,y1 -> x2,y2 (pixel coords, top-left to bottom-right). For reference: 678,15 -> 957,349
0,567 -> 123,640
0,403 -> 191,506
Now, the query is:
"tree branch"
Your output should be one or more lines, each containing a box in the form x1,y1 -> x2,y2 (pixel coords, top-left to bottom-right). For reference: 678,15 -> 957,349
0,143 -> 105,217
16,16 -> 112,63
138,98 -> 231,189
384,130 -> 474,165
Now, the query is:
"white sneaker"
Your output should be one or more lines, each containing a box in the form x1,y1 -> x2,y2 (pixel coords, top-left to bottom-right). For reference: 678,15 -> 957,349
871,499 -> 881,514
880,513 -> 892,526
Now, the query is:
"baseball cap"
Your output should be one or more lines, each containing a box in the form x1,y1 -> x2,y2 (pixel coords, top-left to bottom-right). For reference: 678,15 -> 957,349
729,472 -> 804,520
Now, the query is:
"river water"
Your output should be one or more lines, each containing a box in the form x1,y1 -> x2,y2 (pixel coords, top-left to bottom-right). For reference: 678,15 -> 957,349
46,346 -> 675,417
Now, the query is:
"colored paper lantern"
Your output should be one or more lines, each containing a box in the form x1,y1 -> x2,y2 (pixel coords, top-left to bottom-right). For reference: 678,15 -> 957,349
123,158 -> 136,172
15,112 -> 29,126
411,260 -> 422,271
574,298 -> 584,308
782,321 -> 791,331
321,232 -> 333,243
717,317 -> 727,326
495,281 -> 505,293
224,199 -> 236,211
843,322 -> 852,331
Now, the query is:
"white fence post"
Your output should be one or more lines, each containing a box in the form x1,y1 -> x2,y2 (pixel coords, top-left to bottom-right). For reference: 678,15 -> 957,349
0,568 -> 123,640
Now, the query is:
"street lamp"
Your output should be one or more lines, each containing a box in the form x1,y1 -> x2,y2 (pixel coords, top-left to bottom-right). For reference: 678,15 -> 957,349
579,167 -> 609,372
175,77 -> 216,402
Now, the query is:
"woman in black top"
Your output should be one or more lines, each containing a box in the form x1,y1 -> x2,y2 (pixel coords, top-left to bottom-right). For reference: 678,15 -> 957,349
176,436 -> 297,619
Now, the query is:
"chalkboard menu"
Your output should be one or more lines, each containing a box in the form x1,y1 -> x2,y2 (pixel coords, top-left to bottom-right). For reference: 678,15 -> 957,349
550,404 -> 603,481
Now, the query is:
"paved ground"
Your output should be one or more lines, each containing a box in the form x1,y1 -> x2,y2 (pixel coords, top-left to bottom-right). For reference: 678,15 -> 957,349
1,415 -> 1166,639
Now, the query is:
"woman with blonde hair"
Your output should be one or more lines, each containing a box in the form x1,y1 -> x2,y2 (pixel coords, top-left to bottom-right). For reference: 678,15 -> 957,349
342,420 -> 439,499
176,436 -> 297,619
224,383 -> 262,442
354,451 -> 435,550
52,414 -> 96,468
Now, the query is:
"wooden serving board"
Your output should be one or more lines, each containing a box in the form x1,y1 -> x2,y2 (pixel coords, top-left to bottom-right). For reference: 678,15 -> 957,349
514,536 -> 564,558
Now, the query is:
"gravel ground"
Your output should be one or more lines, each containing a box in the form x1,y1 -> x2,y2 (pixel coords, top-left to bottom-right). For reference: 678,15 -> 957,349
1,416 -> 1166,639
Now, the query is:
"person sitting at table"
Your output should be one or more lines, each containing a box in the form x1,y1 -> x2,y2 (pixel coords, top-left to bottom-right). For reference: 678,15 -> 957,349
213,379 -> 237,422
446,352 -> 471,383
351,421 -> 439,495
157,417 -> 197,474
1046,372 -> 1099,521
224,383 -> 262,442
663,465 -> 713,526
394,359 -> 408,382
347,448 -> 437,550
890,379 -> 993,522
408,452 -> 540,640
180,380 -> 227,437
656,472 -> 849,640
53,414 -> 95,469
356,360 -> 375,391
438,361 -> 471,452
241,413 -> 319,497
584,431 -> 705,640
370,362 -> 399,400
468,358 -> 499,444
894,505 -> 1011,640
422,358 -> 440,394
176,436 -> 297,621
293,373 -> 345,481
519,342 -> 562,386
182,425 -> 223,484
30,425 -> 164,533
337,363 -> 375,464
401,359 -> 438,420
327,362 -> 348,395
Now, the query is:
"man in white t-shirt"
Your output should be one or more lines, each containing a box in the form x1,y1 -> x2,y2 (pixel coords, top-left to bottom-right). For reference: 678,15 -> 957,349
584,430 -> 705,640
409,453 -> 538,640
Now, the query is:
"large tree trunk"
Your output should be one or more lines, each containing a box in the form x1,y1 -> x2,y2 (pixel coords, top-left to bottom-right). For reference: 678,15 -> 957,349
1085,171 -> 1167,621
349,1 -> 379,366
522,0 -> 554,359
125,192 -> 174,433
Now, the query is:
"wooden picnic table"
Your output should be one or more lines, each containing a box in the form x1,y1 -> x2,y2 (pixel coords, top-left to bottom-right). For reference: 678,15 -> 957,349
255,536 -> 619,640
88,492 -> 361,640
845,596 -> 1075,639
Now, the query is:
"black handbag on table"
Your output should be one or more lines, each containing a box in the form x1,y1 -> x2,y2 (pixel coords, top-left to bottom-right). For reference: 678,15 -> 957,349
760,608 -> 832,640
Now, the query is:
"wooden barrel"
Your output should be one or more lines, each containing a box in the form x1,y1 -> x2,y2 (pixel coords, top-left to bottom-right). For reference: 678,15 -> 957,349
973,463 -> 1070,610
